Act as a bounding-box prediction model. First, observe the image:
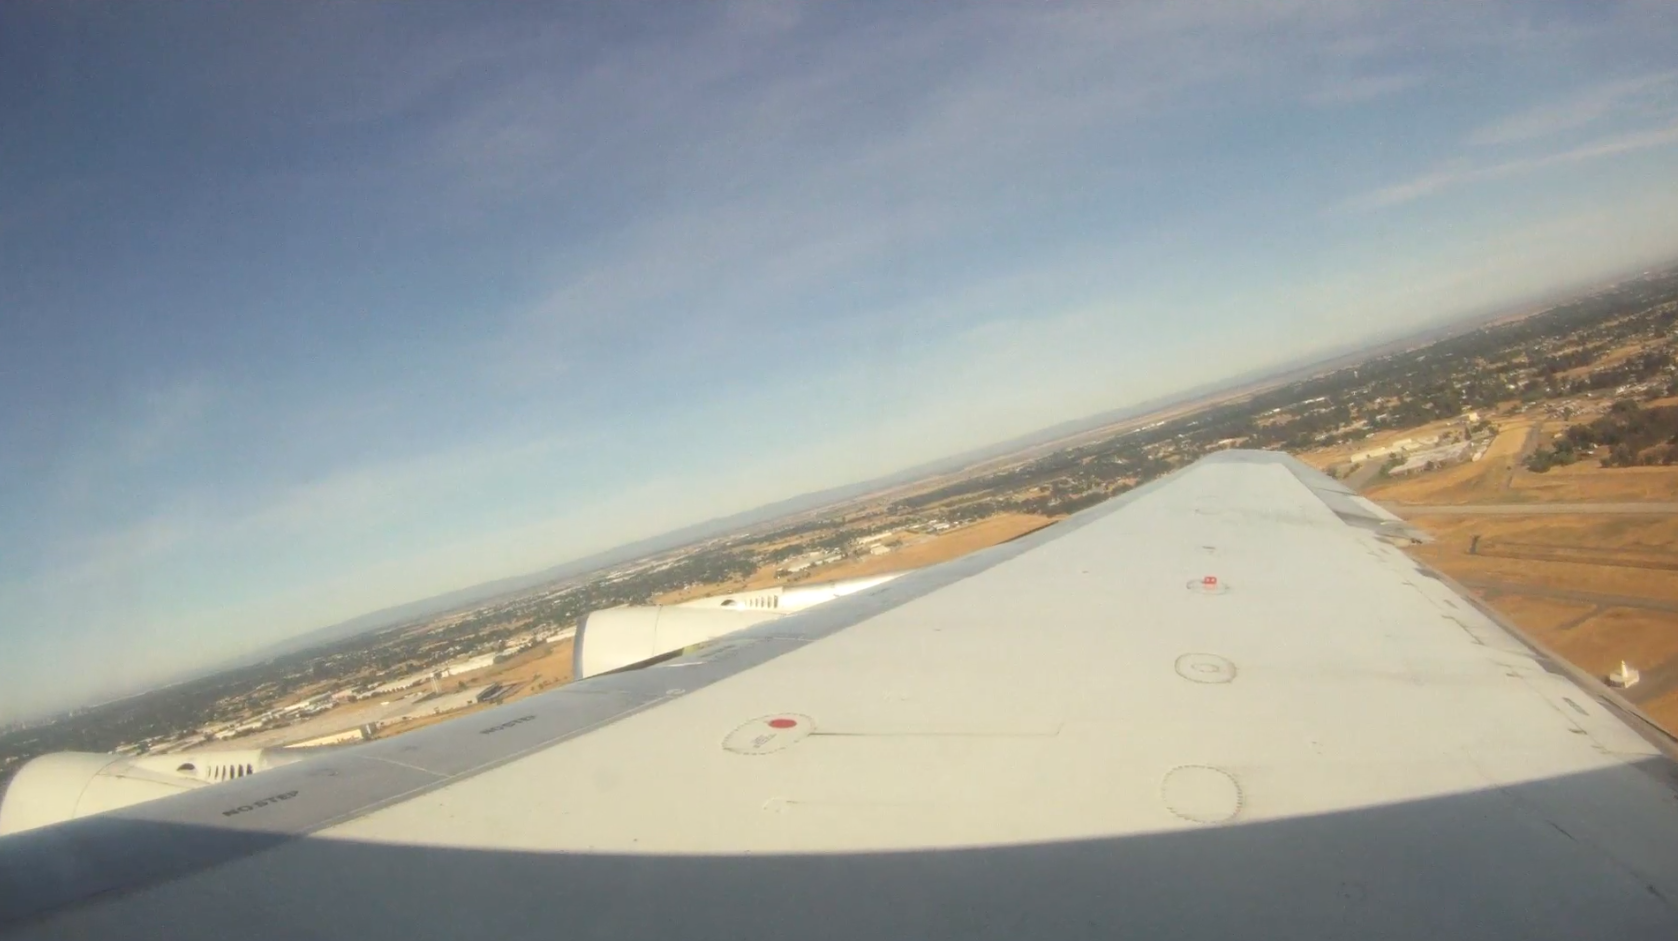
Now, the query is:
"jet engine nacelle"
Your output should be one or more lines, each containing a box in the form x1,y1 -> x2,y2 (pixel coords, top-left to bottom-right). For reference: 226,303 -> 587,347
573,606 -> 782,679
573,573 -> 909,680
0,748 -> 300,837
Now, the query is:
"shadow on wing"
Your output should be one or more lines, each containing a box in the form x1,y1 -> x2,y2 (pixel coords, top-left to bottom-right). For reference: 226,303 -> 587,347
5,759 -> 1678,939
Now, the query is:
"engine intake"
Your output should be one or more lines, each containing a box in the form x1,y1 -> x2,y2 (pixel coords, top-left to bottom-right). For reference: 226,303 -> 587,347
573,606 -> 782,679
0,748 -> 301,836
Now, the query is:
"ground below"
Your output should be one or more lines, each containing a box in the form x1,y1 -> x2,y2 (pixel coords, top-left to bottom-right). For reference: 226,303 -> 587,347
1307,413 -> 1678,731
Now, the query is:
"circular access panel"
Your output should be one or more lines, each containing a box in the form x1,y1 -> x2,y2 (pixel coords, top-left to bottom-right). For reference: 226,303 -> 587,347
1185,575 -> 1230,595
723,714 -> 814,756
1161,765 -> 1243,824
1175,653 -> 1237,684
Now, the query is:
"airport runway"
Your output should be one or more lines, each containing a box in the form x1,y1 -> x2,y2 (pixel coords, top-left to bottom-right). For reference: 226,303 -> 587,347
1458,579 -> 1678,615
1387,502 -> 1678,516
1343,461 -> 1385,492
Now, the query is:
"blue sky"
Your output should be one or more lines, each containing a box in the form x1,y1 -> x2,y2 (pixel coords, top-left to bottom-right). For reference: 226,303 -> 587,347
4,1 -> 1678,719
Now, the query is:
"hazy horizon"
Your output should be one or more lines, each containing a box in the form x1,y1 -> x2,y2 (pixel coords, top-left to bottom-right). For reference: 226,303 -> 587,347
3,271 -> 1657,726
6,2 -> 1678,720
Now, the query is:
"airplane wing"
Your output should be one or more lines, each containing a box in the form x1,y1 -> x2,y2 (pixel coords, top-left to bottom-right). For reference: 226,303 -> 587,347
4,450 -> 1678,939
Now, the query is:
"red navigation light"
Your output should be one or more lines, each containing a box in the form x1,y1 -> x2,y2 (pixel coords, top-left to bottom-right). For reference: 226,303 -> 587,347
767,717 -> 798,729
1201,575 -> 1219,588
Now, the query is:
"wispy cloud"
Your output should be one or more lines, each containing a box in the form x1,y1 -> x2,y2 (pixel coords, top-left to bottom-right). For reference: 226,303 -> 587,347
1307,72 -> 1426,106
10,1 -> 1678,719
39,376 -> 219,514
1468,71 -> 1677,146
16,431 -> 574,596
119,378 -> 215,464
1340,119 -> 1678,211
456,2 -> 1443,380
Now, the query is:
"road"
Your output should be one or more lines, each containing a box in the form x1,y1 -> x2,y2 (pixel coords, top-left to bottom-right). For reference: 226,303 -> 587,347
1343,460 -> 1385,492
1387,502 -> 1678,516
1458,579 -> 1678,615
1505,422 -> 1544,490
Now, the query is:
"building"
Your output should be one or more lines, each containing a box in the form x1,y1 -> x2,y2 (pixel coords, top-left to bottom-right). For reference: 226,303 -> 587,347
1388,441 -> 1472,476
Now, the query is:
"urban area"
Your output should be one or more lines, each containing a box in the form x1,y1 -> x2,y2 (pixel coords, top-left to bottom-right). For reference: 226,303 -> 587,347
4,263 -> 1676,788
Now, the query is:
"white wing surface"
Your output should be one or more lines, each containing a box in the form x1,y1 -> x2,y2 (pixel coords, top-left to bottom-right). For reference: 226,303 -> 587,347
4,451 -> 1678,939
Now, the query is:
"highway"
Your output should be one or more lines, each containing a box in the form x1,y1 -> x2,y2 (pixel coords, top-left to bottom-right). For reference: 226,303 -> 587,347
1387,502 -> 1678,516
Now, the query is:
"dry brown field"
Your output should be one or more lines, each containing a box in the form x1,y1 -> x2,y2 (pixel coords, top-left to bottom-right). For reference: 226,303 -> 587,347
370,706 -> 491,738
655,512 -> 1058,605
1403,514 -> 1678,603
368,639 -> 576,739
805,513 -> 1057,582
1357,419 -> 1537,504
1307,419 -> 1678,732
485,638 -> 576,697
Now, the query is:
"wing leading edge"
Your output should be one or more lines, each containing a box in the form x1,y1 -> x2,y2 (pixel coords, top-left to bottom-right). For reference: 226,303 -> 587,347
5,450 -> 1678,939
